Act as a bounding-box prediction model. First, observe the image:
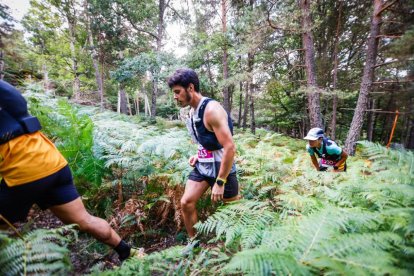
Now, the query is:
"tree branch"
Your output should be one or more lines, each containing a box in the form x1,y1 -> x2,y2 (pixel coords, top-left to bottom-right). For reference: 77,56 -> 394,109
111,5 -> 159,41
376,0 -> 398,16
372,79 -> 414,84
266,2 -> 298,32
373,59 -> 399,68
376,34 -> 402,38
166,2 -> 185,21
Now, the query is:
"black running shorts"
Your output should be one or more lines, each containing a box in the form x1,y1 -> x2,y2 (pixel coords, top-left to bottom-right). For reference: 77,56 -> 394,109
0,165 -> 79,224
188,167 -> 239,199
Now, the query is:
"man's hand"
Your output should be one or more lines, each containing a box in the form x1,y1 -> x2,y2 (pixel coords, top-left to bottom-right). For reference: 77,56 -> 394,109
188,155 -> 198,167
211,184 -> 224,202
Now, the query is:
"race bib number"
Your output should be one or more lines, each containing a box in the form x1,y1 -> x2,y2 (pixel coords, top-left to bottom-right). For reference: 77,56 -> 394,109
320,159 -> 335,167
197,145 -> 214,163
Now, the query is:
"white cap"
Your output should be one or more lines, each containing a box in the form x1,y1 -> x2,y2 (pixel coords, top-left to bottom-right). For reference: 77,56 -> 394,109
304,127 -> 324,140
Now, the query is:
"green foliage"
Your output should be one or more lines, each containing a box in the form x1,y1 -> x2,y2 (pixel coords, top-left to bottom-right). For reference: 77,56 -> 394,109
195,200 -> 275,249
111,51 -> 177,86
0,225 -> 77,276
24,87 -> 414,275
96,245 -> 228,276
90,110 -> 194,188
25,90 -> 106,191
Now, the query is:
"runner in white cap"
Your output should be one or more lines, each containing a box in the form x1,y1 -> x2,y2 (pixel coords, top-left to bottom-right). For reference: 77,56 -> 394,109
304,128 -> 348,172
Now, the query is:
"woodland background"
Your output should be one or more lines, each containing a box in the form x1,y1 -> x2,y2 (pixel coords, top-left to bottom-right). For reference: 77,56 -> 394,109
0,0 -> 413,275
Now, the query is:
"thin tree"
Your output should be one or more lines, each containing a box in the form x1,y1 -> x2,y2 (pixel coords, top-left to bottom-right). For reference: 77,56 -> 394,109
345,0 -> 384,155
61,0 -> 81,100
300,0 -> 323,128
221,0 -> 230,113
329,0 -> 343,140
84,0 -> 104,110
0,4 -> 14,80
150,0 -> 169,118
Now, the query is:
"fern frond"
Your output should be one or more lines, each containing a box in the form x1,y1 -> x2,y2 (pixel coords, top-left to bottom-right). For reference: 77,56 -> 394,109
0,225 -> 77,276
224,247 -> 309,276
195,200 -> 275,249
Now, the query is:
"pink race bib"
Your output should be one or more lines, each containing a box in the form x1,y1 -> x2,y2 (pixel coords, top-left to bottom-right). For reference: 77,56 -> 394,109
320,159 -> 335,167
197,145 -> 214,163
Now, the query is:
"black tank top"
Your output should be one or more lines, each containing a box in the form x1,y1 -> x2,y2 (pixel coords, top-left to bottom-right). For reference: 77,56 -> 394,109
190,98 -> 233,151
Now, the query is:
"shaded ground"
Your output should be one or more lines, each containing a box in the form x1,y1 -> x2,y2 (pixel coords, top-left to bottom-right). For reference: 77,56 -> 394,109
15,207 -> 181,275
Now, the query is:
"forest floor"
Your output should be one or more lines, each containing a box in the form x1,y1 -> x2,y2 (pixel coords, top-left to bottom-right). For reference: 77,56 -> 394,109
16,207 -> 181,275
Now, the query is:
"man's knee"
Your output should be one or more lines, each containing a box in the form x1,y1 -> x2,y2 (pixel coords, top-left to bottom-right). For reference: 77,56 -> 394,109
181,197 -> 196,211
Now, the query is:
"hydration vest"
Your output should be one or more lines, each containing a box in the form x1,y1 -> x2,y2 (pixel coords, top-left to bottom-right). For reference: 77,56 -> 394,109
0,80 -> 42,145
312,137 -> 341,161
190,98 -> 233,151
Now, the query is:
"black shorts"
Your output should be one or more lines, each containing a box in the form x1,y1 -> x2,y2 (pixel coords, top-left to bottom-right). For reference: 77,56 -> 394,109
188,167 -> 239,199
0,165 -> 79,224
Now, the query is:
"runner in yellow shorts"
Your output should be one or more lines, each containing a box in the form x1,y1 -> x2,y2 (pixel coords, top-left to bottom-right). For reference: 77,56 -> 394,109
0,80 -> 135,261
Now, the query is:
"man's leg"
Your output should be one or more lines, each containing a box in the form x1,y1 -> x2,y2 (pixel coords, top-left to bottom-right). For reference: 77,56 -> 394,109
49,197 -> 121,247
50,198 -> 135,261
180,179 -> 209,238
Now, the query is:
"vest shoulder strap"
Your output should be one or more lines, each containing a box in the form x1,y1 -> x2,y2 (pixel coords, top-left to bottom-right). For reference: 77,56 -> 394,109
197,98 -> 213,119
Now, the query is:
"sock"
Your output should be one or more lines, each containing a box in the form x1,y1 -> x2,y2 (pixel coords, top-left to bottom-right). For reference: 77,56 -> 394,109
114,240 -> 131,261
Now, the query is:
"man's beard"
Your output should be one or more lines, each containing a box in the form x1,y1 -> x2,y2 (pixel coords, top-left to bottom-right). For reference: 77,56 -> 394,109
185,88 -> 192,102
179,89 -> 192,107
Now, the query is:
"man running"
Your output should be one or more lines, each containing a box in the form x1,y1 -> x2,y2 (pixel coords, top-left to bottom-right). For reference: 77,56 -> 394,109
0,80 -> 135,262
167,68 -> 240,243
304,127 -> 348,172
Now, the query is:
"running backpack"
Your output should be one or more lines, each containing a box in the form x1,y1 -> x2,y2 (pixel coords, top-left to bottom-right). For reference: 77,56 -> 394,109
0,80 -> 41,145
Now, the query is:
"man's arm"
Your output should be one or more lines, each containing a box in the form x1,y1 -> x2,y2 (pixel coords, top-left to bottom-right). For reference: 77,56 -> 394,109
205,102 -> 236,180
205,102 -> 236,202
334,150 -> 348,169
310,154 -> 320,171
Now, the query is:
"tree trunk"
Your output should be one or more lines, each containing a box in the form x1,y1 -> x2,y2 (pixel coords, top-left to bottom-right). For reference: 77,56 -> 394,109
119,87 -> 128,115
42,64 -> 49,91
151,0 -> 167,119
408,123 -> 414,149
243,50 -> 254,130
84,0 -> 104,110
151,78 -> 158,118
229,84 -> 234,110
145,94 -> 151,117
345,0 -> 383,155
404,98 -> 413,148
0,50 -> 4,80
238,81 -> 242,127
66,0 -> 80,100
367,99 -> 376,141
126,93 -> 132,115
135,93 -> 140,115
405,119 -> 414,149
249,85 -> 256,134
329,0 -> 343,140
221,0 -> 230,113
242,82 -> 249,130
380,92 -> 395,143
300,0 -> 323,129
206,52 -> 215,98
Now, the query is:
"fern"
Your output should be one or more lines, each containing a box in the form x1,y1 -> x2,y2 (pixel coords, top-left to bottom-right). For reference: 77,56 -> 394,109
358,141 -> 414,184
195,200 -> 275,249
224,208 -> 404,275
96,246 -> 228,276
224,247 -> 309,276
0,225 -> 77,276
